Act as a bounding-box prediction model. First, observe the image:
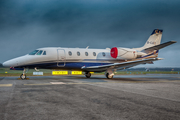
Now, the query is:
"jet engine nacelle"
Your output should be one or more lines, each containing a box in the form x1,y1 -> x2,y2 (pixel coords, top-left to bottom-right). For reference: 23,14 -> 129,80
110,47 -> 137,60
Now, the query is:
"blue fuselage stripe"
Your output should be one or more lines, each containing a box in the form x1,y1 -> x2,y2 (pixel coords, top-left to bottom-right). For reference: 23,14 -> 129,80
13,62 -> 112,70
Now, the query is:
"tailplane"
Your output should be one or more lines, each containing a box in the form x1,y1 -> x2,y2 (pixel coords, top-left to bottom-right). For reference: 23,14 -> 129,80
134,29 -> 176,59
144,41 -> 176,52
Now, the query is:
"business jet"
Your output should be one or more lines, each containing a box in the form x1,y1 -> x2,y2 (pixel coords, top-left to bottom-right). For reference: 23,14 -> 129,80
3,29 -> 176,79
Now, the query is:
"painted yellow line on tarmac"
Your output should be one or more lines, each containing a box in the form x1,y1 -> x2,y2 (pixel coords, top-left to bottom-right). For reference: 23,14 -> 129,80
50,82 -> 66,84
0,84 -> 13,87
18,78 -> 30,80
66,82 -> 110,84
24,83 -> 52,86
23,82 -> 107,86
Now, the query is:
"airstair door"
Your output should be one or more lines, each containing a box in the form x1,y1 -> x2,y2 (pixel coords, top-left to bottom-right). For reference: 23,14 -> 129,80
57,49 -> 66,67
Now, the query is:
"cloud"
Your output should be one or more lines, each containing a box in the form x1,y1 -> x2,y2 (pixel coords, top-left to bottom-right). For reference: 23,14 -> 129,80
0,0 -> 179,67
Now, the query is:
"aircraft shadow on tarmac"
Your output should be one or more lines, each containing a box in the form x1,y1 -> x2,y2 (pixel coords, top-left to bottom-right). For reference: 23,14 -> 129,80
62,75 -> 180,82
4,75 -> 178,82
59,76 -> 165,82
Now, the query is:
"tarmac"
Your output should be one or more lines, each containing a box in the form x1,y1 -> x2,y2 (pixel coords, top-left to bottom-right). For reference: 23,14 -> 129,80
0,74 -> 180,120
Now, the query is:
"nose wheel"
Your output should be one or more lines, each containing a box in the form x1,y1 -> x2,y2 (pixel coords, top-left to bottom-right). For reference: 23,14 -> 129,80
20,74 -> 26,80
20,68 -> 28,80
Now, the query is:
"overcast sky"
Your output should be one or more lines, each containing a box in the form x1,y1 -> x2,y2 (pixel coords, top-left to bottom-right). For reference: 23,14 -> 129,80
0,0 -> 179,67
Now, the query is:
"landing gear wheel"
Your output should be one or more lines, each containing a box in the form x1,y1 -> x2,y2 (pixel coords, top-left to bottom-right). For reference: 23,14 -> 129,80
20,74 -> 26,80
106,73 -> 113,79
85,72 -> 91,78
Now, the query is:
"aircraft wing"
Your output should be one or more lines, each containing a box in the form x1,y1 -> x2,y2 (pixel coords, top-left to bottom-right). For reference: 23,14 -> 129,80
81,58 -> 162,72
144,41 -> 176,52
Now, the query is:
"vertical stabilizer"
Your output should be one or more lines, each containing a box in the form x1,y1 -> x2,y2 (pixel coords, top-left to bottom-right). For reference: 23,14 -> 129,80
134,29 -> 163,51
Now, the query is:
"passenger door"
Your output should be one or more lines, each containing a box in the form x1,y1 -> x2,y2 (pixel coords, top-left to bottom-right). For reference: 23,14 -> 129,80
57,49 -> 66,67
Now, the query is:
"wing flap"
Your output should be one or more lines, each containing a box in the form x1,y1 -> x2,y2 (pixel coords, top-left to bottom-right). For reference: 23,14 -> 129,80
81,58 -> 163,72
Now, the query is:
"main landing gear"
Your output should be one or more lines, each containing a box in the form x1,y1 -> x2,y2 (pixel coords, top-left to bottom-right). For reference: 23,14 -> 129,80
20,68 -> 28,80
84,70 -> 115,79
106,73 -> 114,79
105,69 -> 114,79
85,72 -> 91,78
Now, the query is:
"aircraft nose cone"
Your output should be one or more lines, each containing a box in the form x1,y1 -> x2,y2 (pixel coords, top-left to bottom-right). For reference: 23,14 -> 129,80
2,61 -> 9,67
2,60 -> 14,67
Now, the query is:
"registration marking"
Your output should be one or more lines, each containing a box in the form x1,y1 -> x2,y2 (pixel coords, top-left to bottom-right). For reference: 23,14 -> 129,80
0,84 -> 13,87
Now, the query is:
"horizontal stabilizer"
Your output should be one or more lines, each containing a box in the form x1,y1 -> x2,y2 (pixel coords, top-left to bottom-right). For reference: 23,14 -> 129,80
144,41 -> 177,51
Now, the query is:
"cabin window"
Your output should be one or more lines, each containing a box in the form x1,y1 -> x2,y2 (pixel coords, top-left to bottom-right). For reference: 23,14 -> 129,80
85,52 -> 88,56
43,51 -> 46,55
93,52 -> 96,56
68,51 -> 72,56
29,50 -> 39,55
36,50 -> 43,55
102,52 -> 106,57
77,51 -> 80,56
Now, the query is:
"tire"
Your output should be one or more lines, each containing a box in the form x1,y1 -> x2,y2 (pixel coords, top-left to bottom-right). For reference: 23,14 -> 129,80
20,74 -> 26,80
85,72 -> 91,78
106,73 -> 113,79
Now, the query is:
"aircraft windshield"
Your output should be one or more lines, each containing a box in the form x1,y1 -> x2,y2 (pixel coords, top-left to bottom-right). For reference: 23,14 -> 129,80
36,50 -> 43,55
29,50 -> 39,55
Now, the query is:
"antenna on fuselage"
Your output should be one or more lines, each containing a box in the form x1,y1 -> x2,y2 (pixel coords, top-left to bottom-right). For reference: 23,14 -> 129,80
86,46 -> 89,49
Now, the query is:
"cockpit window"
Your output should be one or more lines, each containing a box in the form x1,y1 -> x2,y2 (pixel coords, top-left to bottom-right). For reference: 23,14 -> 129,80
29,50 -> 39,55
36,50 -> 43,55
43,51 -> 46,55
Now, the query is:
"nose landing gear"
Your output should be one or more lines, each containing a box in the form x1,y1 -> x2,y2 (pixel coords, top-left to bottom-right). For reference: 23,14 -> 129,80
20,74 -> 26,80
20,68 -> 28,80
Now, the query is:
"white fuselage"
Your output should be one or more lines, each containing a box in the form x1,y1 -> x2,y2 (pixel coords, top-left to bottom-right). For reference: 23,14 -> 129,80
3,47 -> 144,71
